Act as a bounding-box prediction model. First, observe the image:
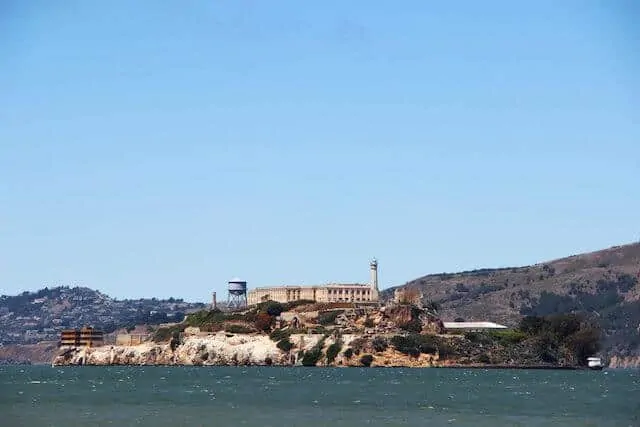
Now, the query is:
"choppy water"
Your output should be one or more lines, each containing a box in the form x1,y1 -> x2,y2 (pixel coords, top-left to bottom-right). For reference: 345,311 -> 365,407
1,366 -> 639,426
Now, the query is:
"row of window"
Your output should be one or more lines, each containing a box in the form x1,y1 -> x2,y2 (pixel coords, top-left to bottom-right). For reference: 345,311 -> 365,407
327,289 -> 371,295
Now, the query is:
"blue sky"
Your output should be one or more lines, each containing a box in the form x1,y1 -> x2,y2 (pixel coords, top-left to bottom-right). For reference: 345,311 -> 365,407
1,1 -> 638,301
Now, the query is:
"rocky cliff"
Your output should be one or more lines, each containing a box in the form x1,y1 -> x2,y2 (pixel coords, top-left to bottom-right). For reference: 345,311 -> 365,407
608,356 -> 640,369
52,332 -> 439,367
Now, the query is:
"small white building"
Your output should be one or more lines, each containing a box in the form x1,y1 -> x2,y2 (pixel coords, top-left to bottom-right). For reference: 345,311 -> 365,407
443,321 -> 508,332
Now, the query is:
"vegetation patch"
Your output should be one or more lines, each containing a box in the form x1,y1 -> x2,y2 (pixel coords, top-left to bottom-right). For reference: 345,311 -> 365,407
350,337 -> 368,355
317,310 -> 344,326
371,336 -> 388,353
277,338 -> 293,352
269,329 -> 291,342
152,324 -> 184,343
256,301 -> 285,317
301,338 -> 326,367
518,313 -> 600,365
360,354 -> 374,367
391,334 -> 445,357
225,324 -> 254,334
399,318 -> 422,333
326,341 -> 342,363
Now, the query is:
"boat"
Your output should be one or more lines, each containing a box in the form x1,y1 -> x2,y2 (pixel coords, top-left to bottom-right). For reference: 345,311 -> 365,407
587,357 -> 604,370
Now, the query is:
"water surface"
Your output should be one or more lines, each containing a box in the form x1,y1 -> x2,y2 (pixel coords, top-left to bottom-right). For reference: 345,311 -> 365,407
1,366 -> 638,426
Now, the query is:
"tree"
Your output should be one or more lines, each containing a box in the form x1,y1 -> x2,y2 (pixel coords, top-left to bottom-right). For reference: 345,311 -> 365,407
519,316 -> 546,335
277,338 -> 293,352
169,331 -> 181,352
566,326 -> 601,365
326,342 -> 342,363
262,301 -> 285,317
425,300 -> 440,314
254,313 -> 274,332
371,336 -> 388,353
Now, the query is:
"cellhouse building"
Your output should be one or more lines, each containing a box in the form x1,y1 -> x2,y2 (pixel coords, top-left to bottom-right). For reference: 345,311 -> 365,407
246,259 -> 380,306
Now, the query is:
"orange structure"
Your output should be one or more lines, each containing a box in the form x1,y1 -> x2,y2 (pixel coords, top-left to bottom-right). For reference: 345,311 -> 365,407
60,326 -> 104,347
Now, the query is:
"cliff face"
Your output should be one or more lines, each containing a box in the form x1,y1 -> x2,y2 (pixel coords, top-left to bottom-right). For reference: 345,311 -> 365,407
52,332 -> 439,368
608,356 -> 640,369
54,334 -> 290,366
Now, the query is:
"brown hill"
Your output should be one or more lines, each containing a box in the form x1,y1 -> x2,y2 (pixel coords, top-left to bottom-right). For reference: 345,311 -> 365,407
381,242 -> 640,357
0,341 -> 59,365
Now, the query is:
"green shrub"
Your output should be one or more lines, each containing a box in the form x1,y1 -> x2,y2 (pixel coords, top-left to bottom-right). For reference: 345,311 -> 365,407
326,342 -> 342,363
436,340 -> 454,359
417,335 -> 438,354
301,347 -> 323,366
169,331 -> 181,352
269,329 -> 291,342
317,310 -> 343,326
490,329 -> 527,345
277,338 -> 293,352
478,354 -> 491,364
350,337 -> 368,355
360,354 -> 374,367
258,301 -> 285,317
343,348 -> 354,359
309,326 -> 329,334
391,334 -> 446,356
371,336 -> 388,353
281,299 -> 316,311
152,325 -> 184,342
225,324 -> 254,334
364,317 -> 374,328
391,334 -> 421,355
464,332 -> 494,345
399,319 -> 423,333
301,339 -> 326,366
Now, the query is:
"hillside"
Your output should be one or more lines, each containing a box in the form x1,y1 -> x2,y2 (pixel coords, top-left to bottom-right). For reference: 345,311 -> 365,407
382,242 -> 640,358
0,286 -> 206,347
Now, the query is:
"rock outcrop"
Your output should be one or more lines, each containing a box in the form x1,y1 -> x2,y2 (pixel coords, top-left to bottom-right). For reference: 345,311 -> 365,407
51,332 -> 440,367
608,355 -> 640,369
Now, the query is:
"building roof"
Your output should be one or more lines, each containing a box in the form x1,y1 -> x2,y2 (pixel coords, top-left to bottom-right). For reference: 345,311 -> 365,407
442,321 -> 508,329
250,283 -> 370,291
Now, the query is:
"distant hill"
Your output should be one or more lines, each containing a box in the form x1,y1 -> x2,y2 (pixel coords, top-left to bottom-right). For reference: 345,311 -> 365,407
0,286 -> 206,346
381,242 -> 640,358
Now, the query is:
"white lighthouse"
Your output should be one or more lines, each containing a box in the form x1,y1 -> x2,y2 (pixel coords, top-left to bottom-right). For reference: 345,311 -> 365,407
370,258 -> 379,292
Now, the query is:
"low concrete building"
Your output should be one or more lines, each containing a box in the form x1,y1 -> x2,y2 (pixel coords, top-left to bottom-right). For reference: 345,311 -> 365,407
115,334 -> 149,346
442,321 -> 508,332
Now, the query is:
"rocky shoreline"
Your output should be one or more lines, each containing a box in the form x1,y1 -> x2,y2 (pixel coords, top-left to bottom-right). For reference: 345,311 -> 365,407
52,332 -> 441,368
51,332 -> 594,370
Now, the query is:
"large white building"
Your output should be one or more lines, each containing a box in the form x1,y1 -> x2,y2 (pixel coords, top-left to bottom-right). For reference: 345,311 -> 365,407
247,259 -> 380,305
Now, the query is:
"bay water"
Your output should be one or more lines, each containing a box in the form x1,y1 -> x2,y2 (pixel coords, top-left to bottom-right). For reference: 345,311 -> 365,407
2,366 -> 638,426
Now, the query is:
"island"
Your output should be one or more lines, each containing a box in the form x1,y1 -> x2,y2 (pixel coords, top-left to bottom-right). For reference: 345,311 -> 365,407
52,297 -> 601,369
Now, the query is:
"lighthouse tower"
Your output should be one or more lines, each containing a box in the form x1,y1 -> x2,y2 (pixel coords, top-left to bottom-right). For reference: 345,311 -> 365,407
370,258 -> 379,292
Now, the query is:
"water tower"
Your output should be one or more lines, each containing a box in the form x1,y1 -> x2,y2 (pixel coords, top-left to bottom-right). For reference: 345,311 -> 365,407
227,278 -> 248,309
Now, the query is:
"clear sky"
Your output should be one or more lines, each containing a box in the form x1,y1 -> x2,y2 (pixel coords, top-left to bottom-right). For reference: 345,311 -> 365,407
1,1 -> 638,302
